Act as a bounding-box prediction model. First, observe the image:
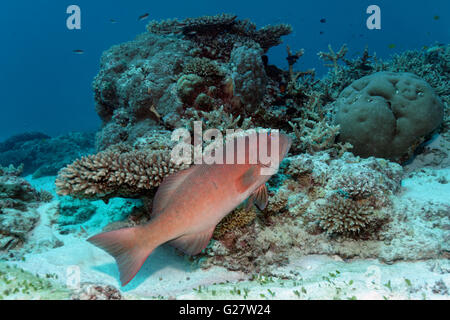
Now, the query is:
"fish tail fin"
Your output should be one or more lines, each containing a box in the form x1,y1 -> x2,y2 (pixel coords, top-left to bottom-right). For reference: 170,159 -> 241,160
87,226 -> 156,286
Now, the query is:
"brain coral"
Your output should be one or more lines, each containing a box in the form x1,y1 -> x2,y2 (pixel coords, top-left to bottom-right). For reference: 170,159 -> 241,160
335,72 -> 444,161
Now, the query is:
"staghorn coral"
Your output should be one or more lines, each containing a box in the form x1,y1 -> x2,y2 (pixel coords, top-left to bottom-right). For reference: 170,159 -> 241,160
181,105 -> 253,132
286,93 -> 352,156
318,44 -> 349,76
55,145 -> 190,201
289,118 -> 352,156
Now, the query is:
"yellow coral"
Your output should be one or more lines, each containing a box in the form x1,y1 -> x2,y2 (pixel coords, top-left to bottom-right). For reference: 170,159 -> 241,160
213,206 -> 257,239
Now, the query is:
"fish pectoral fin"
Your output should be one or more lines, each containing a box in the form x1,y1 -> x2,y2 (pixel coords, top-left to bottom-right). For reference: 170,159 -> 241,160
168,227 -> 215,255
247,184 -> 269,211
236,166 -> 259,193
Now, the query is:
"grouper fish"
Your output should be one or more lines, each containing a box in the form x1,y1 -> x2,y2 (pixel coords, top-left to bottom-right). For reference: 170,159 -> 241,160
88,131 -> 292,286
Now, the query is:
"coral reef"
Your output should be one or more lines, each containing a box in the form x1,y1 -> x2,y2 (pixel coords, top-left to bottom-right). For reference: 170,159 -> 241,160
0,132 -> 95,177
93,14 -> 292,151
46,15 -> 450,292
0,132 -> 50,153
201,151 -> 450,273
335,72 -> 444,161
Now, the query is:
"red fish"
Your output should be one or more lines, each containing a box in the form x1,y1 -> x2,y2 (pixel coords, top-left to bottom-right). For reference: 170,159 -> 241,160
88,131 -> 292,285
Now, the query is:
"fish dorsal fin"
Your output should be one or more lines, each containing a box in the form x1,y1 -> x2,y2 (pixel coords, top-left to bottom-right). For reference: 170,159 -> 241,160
247,183 -> 269,210
168,227 -> 215,255
152,166 -> 198,217
236,166 -> 259,193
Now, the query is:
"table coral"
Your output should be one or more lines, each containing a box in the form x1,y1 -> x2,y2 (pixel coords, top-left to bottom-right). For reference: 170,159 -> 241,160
55,143 -> 190,201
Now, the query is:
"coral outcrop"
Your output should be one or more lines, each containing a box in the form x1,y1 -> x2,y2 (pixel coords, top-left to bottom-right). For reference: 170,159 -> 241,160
335,72 -> 444,161
0,165 -> 43,253
92,14 -> 292,150
0,132 -> 95,177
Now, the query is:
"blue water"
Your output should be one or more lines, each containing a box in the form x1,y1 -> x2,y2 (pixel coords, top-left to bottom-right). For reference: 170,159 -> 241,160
0,0 -> 448,140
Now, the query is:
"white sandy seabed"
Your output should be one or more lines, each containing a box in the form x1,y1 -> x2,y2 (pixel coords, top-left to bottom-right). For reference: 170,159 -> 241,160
1,158 -> 449,300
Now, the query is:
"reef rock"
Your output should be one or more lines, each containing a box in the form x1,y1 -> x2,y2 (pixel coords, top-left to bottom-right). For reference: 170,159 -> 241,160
0,165 -> 41,253
335,72 -> 444,161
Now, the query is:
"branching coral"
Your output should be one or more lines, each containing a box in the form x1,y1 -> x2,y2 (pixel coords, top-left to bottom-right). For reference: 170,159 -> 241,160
55,145 -> 190,201
315,193 -> 382,235
289,118 -> 351,156
318,44 -> 349,76
287,94 -> 352,156
181,105 -> 253,132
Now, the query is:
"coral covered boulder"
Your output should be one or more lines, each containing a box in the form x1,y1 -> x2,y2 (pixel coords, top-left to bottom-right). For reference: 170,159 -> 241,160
0,165 -> 42,252
335,72 -> 444,161
92,14 -> 291,150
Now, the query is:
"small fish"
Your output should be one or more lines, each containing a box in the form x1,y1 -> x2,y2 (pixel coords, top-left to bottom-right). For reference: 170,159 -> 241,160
88,131 -> 292,286
110,19 -> 118,24
138,13 -> 149,21
319,31 -> 324,35
72,49 -> 84,55
320,18 -> 326,23
387,44 -> 396,49
433,15 -> 440,20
